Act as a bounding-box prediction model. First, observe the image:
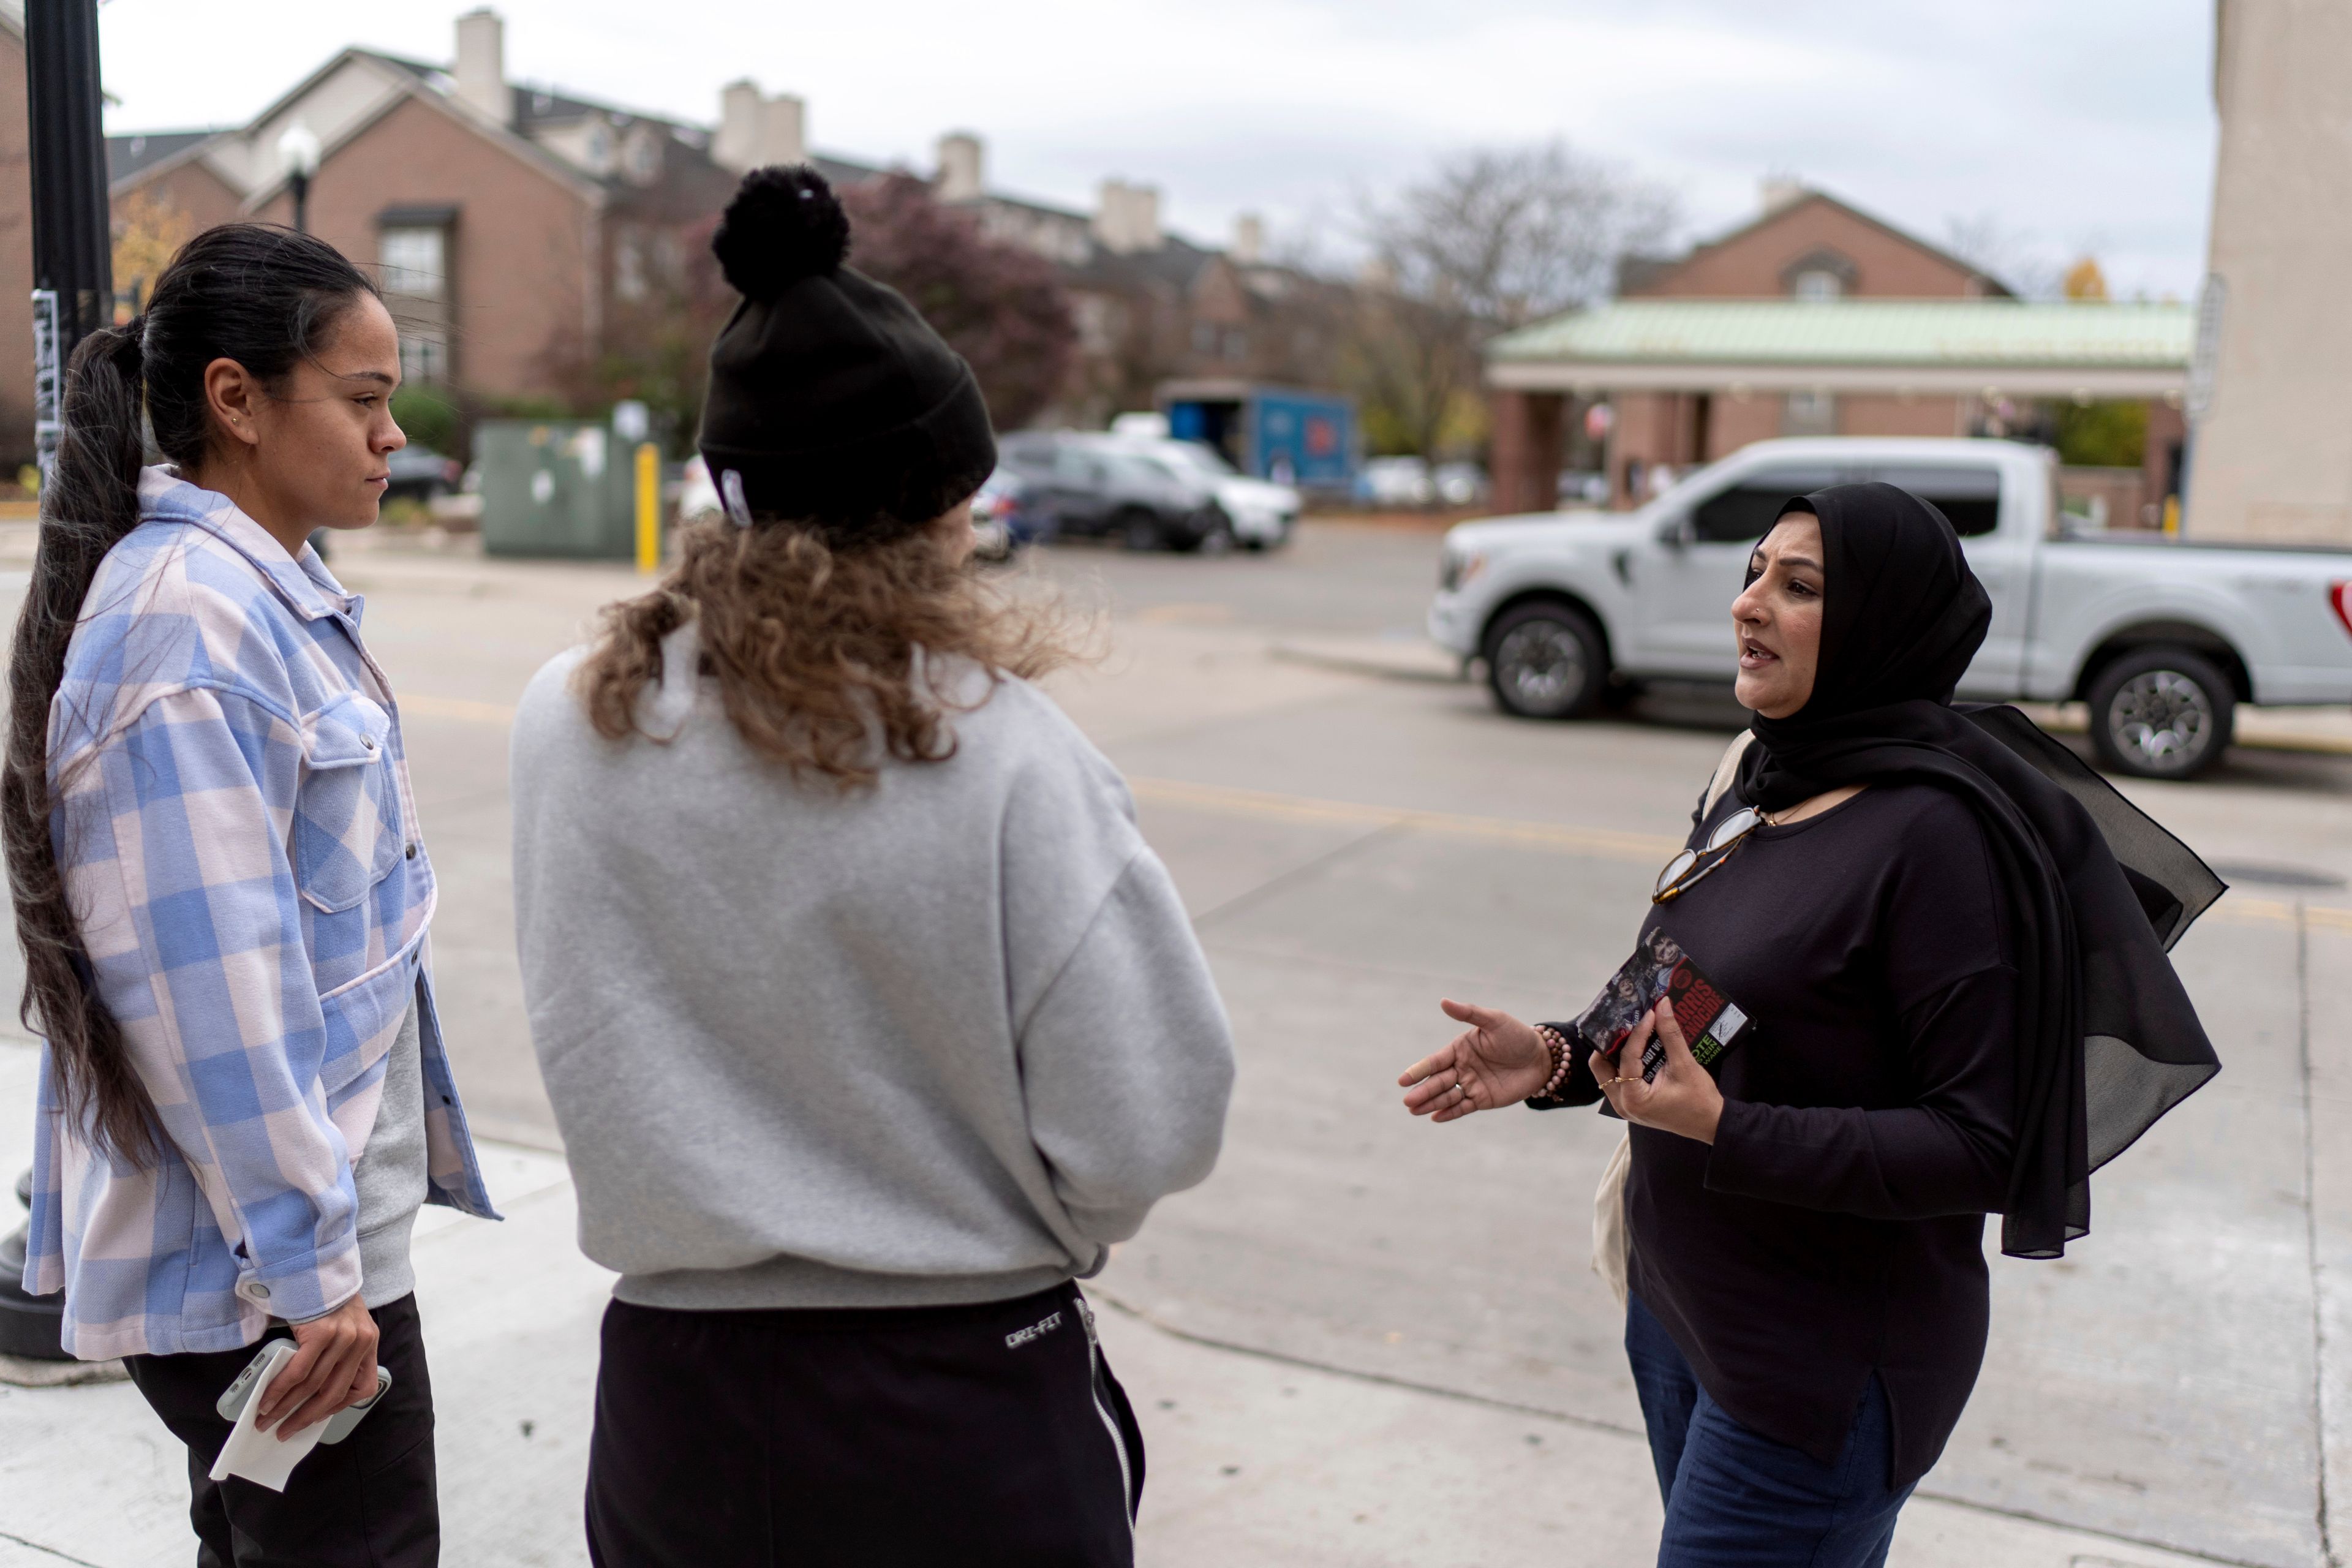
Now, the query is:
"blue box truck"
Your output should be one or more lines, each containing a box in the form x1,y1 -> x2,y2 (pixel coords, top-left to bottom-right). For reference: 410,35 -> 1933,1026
1158,380 -> 1357,494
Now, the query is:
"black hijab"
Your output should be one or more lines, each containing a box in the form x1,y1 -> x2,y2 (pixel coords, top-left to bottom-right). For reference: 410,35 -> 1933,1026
1736,482 -> 2221,1259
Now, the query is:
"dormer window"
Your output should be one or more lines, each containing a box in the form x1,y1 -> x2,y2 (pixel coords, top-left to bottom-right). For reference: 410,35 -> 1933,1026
1782,246 -> 1858,301
1793,268 -> 1843,302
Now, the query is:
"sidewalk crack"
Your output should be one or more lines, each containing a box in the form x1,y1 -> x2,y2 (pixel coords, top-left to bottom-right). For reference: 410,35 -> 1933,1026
1186,820 -> 1404,932
0,1528 -> 107,1567
2298,901 -> 2341,1567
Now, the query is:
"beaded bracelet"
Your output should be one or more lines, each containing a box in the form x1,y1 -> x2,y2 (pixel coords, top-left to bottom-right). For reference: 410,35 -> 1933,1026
1527,1024 -> 1574,1104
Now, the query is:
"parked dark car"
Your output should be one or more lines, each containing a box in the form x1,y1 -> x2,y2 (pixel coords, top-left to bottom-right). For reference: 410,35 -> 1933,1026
999,432 -> 1232,552
386,445 -> 464,501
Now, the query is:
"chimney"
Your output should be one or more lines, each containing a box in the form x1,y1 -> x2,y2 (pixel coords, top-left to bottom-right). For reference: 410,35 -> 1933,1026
935,132 -> 984,203
761,94 -> 806,167
1759,176 -> 1806,216
1131,184 -> 1162,252
1231,212 -> 1264,265
714,82 -> 806,173
715,80 -> 762,172
1093,179 -> 1163,254
453,9 -> 511,127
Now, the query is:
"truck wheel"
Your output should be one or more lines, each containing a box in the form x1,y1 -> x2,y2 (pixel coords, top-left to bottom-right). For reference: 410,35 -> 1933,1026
2086,646 -> 2236,780
1483,601 -> 1608,720
1117,508 -> 1164,552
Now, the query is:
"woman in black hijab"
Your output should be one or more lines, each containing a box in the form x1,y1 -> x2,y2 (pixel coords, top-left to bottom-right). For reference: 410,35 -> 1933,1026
1398,483 -> 2219,1566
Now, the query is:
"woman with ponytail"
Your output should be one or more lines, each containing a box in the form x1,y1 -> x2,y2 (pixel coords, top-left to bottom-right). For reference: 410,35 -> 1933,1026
10,224 -> 495,1566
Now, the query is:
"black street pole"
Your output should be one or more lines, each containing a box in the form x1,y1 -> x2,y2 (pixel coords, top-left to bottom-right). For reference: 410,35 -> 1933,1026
290,168 -> 310,236
0,0 -> 113,1363
26,0 -> 111,480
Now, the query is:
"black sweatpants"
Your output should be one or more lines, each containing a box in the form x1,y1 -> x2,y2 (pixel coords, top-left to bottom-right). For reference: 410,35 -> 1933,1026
121,1292 -> 439,1568
586,1281 -> 1144,1567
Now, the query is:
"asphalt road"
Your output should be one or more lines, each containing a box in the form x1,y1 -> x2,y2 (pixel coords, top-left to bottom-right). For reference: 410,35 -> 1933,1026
4,519 -> 2345,1566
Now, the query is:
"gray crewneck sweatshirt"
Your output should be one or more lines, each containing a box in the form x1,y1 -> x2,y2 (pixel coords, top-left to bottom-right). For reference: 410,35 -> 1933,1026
350,981 -> 429,1308
510,625 -> 1235,1310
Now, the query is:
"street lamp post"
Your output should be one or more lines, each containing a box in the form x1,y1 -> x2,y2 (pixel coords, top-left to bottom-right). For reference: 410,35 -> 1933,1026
3,0 -> 114,1363
279,123 -> 320,236
24,0 -> 110,483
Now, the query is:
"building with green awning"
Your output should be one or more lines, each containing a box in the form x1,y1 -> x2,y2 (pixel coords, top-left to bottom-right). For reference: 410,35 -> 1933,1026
1484,298 -> 2192,526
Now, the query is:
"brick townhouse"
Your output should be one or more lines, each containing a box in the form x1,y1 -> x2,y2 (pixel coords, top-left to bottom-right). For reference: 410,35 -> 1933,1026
108,11 -> 741,410
105,10 -> 1312,441
936,134 -> 1344,424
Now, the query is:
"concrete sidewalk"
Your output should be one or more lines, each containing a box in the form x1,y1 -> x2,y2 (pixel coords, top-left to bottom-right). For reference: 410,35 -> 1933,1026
0,1039 -> 2232,1568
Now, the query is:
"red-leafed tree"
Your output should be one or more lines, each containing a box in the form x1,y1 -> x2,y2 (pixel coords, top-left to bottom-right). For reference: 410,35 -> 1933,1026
838,173 -> 1076,432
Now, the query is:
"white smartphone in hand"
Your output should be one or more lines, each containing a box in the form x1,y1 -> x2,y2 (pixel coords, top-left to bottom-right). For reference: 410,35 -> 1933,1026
215,1339 -> 393,1446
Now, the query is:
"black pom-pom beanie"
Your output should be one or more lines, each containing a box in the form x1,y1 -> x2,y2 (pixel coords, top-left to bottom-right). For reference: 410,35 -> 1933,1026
698,165 -> 996,540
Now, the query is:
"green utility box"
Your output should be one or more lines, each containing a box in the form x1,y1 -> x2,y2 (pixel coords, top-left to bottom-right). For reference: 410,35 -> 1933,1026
477,419 -> 635,559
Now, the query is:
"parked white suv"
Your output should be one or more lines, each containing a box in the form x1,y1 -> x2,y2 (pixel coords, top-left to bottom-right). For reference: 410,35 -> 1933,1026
1429,437 -> 2352,779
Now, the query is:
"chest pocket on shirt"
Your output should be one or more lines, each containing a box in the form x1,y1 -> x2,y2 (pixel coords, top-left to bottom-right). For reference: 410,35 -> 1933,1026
293,693 -> 402,914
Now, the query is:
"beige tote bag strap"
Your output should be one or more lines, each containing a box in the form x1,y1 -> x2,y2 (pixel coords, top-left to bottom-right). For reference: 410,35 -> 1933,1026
1593,1128 -> 1633,1308
1592,728 -> 1755,1308
1700,728 -> 1755,820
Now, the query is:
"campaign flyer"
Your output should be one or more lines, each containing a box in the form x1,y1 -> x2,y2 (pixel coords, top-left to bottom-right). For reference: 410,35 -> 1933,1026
1572,928 -> 1751,1082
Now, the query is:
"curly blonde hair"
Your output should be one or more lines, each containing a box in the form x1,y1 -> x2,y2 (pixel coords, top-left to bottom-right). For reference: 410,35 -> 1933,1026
576,519 -> 1088,788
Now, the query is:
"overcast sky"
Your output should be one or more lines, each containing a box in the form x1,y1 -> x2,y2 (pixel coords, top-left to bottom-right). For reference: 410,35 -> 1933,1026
95,0 -> 2217,300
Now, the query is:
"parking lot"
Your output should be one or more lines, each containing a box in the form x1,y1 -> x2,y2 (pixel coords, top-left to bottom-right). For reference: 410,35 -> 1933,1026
4,518 -> 2347,1566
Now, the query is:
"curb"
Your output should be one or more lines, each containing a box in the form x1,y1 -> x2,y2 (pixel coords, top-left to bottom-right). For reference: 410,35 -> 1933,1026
1274,641 -> 2352,761
0,1352 -> 126,1388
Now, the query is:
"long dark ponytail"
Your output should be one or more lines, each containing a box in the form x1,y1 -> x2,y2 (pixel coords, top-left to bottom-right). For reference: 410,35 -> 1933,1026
3,224 -> 377,1163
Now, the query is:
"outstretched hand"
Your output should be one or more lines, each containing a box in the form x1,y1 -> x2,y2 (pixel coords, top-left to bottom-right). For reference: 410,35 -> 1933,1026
1398,998 -> 1550,1123
1594,998 -> 1724,1145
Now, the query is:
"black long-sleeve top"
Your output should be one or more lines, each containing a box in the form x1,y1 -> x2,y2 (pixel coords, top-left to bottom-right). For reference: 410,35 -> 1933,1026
1546,780 -> 2019,1490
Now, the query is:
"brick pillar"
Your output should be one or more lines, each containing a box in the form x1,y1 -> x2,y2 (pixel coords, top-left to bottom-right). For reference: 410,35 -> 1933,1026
2143,396 -> 2187,529
1490,389 -> 1564,514
1611,392 -> 1667,508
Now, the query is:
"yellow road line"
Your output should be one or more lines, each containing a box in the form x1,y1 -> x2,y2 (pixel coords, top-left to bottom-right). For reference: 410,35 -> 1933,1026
385,694 -> 1681,864
2218,896 -> 2352,932
388,695 -> 2352,933
1126,775 -> 1683,862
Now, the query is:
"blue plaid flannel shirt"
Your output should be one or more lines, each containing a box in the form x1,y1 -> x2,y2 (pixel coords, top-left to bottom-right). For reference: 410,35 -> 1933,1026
21,469 -> 497,1360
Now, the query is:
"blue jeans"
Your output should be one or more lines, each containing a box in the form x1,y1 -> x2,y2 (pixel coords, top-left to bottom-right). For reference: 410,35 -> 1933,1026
1624,1292 -> 1915,1567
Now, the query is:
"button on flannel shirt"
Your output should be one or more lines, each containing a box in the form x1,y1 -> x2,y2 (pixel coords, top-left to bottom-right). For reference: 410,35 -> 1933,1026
22,469 -> 497,1360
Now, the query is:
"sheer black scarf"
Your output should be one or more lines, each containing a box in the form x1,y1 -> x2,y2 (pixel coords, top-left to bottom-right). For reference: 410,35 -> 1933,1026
1735,482 -> 2221,1258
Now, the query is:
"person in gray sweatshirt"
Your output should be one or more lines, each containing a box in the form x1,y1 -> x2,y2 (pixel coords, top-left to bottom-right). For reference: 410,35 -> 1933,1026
509,165 -> 1235,1568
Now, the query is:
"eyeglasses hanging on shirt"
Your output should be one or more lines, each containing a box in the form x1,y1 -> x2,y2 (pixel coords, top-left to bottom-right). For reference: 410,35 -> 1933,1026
1653,807 -> 1766,905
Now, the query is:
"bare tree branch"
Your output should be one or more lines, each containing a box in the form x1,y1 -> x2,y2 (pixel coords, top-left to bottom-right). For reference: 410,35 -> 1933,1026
1365,141 -> 1679,330
1941,213 -> 2065,301
1341,140 -> 1679,461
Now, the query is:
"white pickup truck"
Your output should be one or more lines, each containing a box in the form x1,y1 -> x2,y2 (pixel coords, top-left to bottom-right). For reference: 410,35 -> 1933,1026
1428,437 -> 2352,778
